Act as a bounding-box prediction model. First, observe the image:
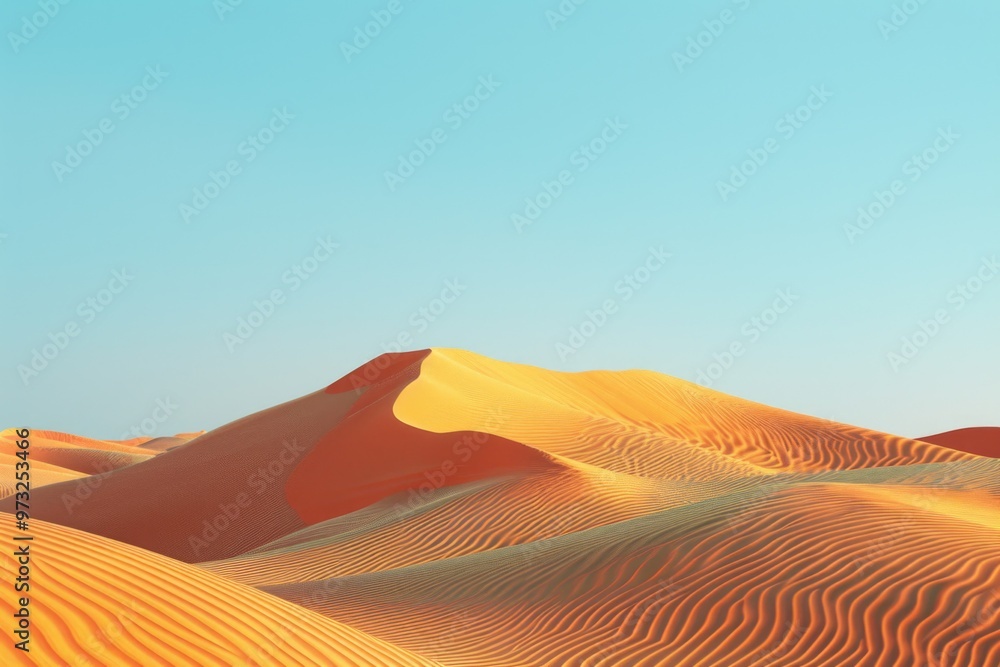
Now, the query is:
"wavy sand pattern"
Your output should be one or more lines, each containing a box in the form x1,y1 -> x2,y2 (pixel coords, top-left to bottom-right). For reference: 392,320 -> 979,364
0,515 -> 436,667
3,348 -> 997,665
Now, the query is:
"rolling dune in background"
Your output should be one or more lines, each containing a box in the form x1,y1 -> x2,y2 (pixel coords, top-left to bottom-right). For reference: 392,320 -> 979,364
0,429 -> 199,497
0,429 -> 157,475
921,427 -> 1000,458
3,349 -> 998,665
0,452 -> 84,497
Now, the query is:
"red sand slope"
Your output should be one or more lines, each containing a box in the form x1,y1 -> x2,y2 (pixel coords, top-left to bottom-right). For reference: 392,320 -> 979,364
921,427 -> 1000,458
9,390 -> 359,561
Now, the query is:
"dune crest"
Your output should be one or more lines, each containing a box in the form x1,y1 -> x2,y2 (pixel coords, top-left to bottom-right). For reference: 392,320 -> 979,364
4,348 -> 998,666
921,427 -> 1000,458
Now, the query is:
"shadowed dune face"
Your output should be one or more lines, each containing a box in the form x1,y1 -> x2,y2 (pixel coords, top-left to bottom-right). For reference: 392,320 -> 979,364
324,349 -> 430,395
921,427 -> 1000,458
4,348 -> 999,666
12,389 -> 359,562
288,351 -> 560,524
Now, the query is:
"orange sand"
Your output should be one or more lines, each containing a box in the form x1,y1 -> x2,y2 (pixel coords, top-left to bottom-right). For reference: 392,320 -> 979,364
3,349 -> 998,666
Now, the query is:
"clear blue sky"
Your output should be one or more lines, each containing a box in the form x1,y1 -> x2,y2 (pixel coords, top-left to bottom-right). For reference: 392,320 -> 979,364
3,1 -> 998,439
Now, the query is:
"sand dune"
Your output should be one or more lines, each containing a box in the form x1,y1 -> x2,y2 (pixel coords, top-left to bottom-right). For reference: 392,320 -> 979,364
0,514 -> 436,666
921,427 -> 1000,458
269,473 -> 1000,666
13,390 -> 358,561
0,452 -> 84,497
4,349 -> 997,665
0,428 -> 156,475
134,435 -> 200,452
394,350 -> 974,475
200,464 -> 718,587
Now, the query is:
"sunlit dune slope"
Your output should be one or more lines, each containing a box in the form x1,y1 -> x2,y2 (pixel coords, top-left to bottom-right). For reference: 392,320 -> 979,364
2,429 -> 145,452
115,431 -> 204,448
921,427 -> 1000,458
200,464 -> 755,586
395,349 -> 975,475
0,514 -> 436,667
0,452 -> 84,497
134,435 -> 198,452
269,462 -> 1000,667
0,429 -> 156,474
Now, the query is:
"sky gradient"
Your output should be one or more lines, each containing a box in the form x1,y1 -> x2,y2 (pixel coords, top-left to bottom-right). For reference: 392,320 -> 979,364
3,0 -> 998,439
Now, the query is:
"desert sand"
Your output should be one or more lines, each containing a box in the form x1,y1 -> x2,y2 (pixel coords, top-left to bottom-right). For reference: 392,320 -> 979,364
3,349 -> 998,666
